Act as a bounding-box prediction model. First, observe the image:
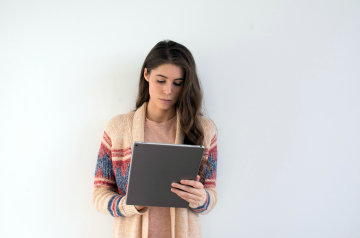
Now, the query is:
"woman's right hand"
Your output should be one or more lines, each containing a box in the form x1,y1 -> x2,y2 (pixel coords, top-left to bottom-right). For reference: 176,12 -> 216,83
135,205 -> 147,211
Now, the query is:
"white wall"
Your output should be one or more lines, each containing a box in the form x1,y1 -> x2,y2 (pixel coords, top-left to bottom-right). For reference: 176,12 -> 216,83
0,0 -> 359,237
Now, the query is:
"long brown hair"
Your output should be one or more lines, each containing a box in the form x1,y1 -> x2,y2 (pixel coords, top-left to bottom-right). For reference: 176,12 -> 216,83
133,39 -> 211,184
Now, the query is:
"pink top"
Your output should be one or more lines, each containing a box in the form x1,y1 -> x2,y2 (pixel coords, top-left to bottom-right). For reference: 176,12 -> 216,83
144,114 -> 177,238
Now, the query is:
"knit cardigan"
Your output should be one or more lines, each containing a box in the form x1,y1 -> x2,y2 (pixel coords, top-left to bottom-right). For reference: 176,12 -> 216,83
91,101 -> 218,238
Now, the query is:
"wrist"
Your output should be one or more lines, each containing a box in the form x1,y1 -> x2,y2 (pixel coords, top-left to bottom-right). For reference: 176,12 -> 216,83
190,188 -> 207,208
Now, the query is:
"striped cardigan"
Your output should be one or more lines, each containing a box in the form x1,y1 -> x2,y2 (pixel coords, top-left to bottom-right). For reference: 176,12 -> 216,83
91,101 -> 218,238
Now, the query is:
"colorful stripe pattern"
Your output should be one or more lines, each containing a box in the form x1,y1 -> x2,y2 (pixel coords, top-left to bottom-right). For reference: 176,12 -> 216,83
94,131 -> 117,190
190,190 -> 210,213
94,131 -> 130,217
190,133 -> 217,213
112,147 -> 132,158
114,159 -> 131,195
108,194 -> 126,217
204,133 -> 217,188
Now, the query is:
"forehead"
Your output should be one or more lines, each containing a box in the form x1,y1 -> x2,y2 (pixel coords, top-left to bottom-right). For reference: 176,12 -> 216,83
152,64 -> 184,78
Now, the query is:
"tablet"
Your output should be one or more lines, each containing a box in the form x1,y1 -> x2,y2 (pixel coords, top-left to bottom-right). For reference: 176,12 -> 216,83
125,141 -> 205,208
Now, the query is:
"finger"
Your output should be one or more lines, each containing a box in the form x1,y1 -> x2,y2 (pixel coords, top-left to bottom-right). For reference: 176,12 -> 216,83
177,193 -> 198,204
197,175 -> 200,182
173,189 -> 199,204
172,183 -> 202,197
171,188 -> 202,203
135,205 -> 146,210
180,179 -> 203,189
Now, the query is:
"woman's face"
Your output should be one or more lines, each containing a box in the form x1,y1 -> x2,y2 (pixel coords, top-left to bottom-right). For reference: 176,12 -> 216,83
144,63 -> 184,111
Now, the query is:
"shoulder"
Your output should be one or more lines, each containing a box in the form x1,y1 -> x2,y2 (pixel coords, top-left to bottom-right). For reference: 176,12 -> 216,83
198,115 -> 217,133
104,110 -> 136,136
198,115 -> 218,146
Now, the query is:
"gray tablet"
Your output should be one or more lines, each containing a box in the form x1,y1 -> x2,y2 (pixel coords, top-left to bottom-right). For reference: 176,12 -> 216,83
125,141 -> 205,208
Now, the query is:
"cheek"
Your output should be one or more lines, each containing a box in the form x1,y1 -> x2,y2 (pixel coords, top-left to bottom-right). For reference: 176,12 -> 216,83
149,82 -> 162,95
174,86 -> 183,96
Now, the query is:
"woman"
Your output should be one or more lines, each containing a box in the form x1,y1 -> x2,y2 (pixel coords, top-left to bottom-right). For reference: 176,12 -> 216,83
92,40 -> 218,238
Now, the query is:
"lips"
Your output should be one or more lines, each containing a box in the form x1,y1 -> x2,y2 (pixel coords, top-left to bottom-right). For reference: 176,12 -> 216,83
160,99 -> 172,101
160,99 -> 172,103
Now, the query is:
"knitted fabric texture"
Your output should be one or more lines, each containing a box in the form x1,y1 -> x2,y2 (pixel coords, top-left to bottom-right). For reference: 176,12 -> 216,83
92,101 -> 218,238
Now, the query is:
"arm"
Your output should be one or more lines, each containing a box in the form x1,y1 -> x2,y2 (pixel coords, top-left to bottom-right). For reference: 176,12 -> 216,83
189,130 -> 218,215
91,121 -> 149,217
171,127 -> 218,215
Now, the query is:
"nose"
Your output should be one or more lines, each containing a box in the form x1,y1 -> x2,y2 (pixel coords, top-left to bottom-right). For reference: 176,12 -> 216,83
163,82 -> 172,95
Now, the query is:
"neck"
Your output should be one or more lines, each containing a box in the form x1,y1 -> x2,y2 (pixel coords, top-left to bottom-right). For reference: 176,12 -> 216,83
145,99 -> 176,123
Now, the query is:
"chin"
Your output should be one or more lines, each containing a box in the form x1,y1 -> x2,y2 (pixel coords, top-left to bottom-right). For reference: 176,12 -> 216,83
159,104 -> 172,110
156,102 -> 174,110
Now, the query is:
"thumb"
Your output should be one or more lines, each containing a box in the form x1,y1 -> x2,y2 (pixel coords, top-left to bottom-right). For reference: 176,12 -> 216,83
197,175 -> 200,181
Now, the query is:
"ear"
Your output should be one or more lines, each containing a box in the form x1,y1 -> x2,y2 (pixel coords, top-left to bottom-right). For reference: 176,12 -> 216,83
144,68 -> 149,82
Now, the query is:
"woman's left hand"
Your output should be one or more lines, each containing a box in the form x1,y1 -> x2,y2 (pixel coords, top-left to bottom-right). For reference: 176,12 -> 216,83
171,175 -> 204,205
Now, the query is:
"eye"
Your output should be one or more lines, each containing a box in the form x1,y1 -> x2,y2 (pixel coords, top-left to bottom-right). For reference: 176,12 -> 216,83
157,80 -> 182,86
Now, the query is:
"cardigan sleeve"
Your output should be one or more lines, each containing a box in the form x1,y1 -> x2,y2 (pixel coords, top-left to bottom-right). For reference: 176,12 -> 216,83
189,124 -> 218,215
91,120 -> 149,217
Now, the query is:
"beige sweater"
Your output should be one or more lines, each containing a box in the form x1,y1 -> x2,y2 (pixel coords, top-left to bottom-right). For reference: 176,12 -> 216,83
91,101 -> 218,238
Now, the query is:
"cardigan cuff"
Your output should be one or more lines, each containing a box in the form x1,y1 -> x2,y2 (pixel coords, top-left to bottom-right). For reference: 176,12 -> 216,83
189,188 -> 207,208
122,204 -> 149,216
120,197 -> 149,216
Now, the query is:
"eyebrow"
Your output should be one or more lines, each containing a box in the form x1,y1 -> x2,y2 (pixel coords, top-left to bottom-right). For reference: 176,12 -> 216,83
156,74 -> 184,80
